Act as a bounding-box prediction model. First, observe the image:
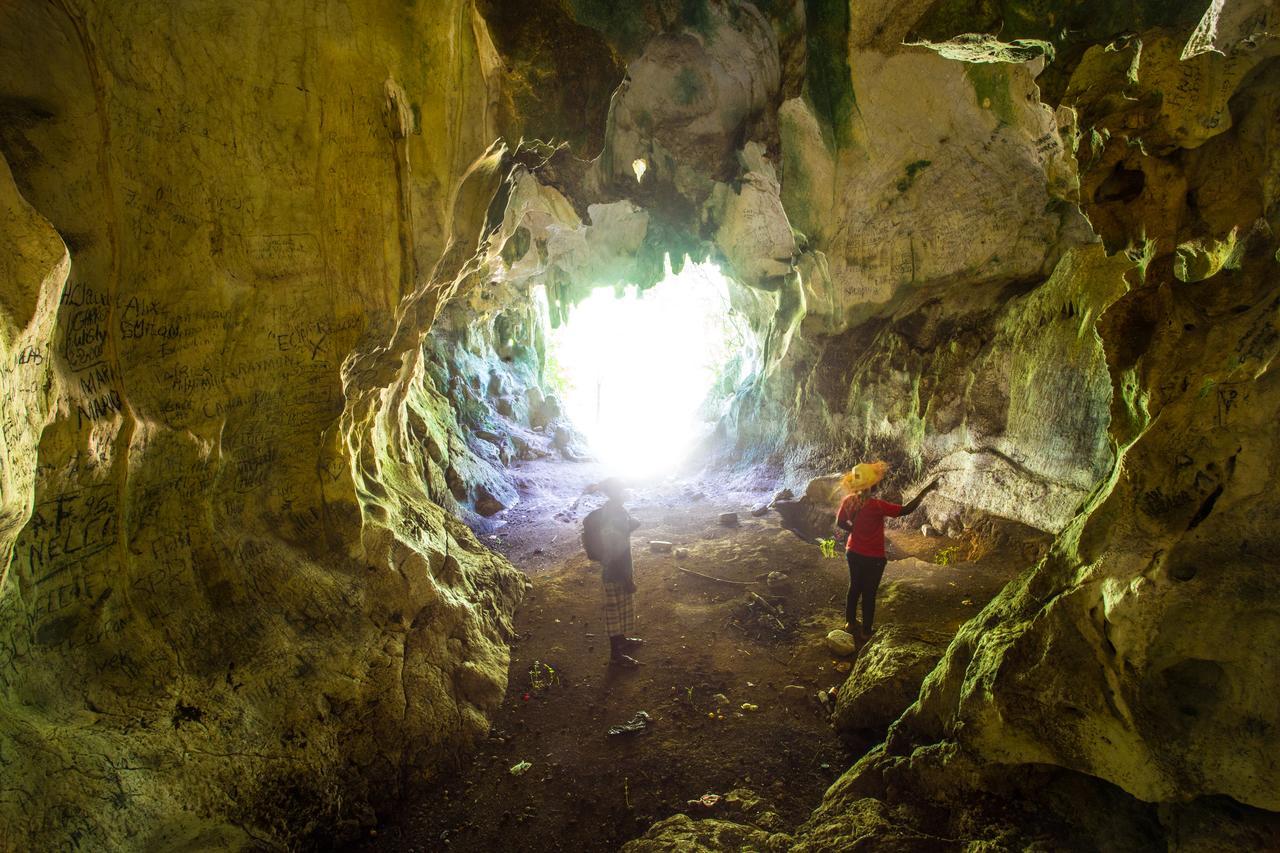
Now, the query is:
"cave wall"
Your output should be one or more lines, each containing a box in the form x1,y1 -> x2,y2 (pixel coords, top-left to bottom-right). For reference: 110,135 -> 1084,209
0,2 -> 526,848
896,16 -> 1280,811
728,19 -> 1120,530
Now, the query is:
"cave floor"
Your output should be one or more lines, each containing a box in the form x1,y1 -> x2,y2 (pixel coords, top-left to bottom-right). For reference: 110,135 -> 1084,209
356,460 -> 1037,852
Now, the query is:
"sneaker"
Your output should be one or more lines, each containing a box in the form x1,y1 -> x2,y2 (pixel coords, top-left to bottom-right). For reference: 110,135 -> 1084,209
610,654 -> 642,669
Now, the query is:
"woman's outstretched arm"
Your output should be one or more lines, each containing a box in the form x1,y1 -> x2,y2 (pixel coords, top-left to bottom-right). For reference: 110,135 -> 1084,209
899,478 -> 939,515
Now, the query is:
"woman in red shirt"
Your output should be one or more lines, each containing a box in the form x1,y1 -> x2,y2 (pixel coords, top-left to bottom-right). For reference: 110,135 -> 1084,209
836,462 -> 938,640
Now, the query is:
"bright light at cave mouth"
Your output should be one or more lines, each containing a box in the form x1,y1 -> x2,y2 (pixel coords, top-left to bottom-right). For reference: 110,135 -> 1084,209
547,259 -> 741,478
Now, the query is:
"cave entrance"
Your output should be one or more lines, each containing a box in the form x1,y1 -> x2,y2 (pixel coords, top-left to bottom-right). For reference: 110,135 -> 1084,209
543,258 -> 755,477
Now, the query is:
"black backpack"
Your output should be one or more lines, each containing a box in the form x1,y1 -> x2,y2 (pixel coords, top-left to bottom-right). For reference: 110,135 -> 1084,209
582,507 -> 607,562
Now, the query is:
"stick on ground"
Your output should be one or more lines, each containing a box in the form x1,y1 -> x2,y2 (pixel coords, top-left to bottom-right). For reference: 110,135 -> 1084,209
676,566 -> 758,586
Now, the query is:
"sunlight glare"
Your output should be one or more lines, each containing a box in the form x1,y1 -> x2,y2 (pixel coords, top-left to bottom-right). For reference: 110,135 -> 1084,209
547,259 -> 740,477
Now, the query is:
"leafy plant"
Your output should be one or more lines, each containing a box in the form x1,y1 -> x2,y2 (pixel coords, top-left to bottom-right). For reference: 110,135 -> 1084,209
934,545 -> 960,566
528,660 -> 559,692
818,537 -> 838,559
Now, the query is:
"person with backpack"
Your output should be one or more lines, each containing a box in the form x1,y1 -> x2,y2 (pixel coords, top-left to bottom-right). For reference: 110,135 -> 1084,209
836,461 -> 939,641
582,478 -> 644,668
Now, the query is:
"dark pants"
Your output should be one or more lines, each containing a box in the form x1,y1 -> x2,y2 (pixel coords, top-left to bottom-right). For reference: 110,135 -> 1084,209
845,551 -> 887,631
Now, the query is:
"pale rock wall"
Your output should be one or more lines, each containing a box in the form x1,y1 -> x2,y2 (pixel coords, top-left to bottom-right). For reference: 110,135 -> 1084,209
0,156 -> 67,574
0,2 -> 525,848
900,20 -> 1280,810
733,37 -> 1113,532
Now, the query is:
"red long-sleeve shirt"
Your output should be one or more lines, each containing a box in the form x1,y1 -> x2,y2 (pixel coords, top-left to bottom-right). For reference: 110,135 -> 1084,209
836,495 -> 902,557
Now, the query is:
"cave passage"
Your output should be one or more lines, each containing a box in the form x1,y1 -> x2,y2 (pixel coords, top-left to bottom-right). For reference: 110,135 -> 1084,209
542,259 -> 753,476
4,0 -> 1279,849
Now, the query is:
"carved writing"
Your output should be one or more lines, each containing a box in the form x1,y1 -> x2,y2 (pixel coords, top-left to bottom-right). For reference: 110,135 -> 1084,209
15,487 -> 118,586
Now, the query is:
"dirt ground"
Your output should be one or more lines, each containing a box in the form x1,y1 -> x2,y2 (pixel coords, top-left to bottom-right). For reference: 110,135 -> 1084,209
353,460 -> 1042,852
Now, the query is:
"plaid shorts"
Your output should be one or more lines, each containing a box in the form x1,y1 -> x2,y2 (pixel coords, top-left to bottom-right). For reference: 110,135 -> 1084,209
603,581 -> 636,637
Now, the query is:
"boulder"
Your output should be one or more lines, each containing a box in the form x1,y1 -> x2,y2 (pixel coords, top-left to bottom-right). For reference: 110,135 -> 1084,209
825,629 -> 858,657
832,626 -> 948,734
622,815 -> 791,853
474,484 -> 506,517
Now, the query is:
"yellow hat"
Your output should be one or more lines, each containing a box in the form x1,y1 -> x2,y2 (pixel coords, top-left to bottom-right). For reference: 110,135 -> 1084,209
841,461 -> 888,494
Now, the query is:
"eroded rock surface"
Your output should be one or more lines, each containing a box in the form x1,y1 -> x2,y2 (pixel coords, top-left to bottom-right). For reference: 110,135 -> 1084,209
832,627 -> 948,735
0,2 -> 527,847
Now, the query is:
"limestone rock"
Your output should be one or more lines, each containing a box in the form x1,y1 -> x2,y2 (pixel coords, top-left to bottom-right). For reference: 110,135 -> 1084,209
711,143 -> 798,289
0,3 -> 526,847
0,154 -> 66,563
474,484 -> 506,517
596,2 -> 781,201
622,814 -> 791,853
825,630 -> 857,657
833,627 -> 948,734
771,475 -> 843,541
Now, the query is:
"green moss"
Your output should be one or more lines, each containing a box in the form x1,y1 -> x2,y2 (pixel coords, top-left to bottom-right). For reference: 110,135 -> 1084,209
742,0 -> 792,14
965,64 -> 1017,126
803,0 -> 856,148
906,159 -> 932,178
681,0 -> 715,39
675,67 -> 703,105
563,0 -> 653,56
895,159 -> 933,192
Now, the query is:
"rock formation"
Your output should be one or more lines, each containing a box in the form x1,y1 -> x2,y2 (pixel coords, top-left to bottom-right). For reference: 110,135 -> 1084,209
0,3 -> 527,848
832,626 -> 948,736
0,0 -> 1277,848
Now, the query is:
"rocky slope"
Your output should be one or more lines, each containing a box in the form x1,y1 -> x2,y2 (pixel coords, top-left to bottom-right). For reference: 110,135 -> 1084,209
0,0 -> 1277,849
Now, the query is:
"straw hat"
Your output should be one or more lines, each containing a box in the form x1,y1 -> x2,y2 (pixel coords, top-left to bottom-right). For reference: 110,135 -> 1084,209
841,461 -> 888,494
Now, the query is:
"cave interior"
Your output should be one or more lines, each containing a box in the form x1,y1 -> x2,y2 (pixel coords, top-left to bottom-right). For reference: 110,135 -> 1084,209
0,0 -> 1278,851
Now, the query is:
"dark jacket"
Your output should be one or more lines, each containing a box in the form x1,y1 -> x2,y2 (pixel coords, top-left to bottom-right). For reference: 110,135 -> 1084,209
595,500 -> 640,590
